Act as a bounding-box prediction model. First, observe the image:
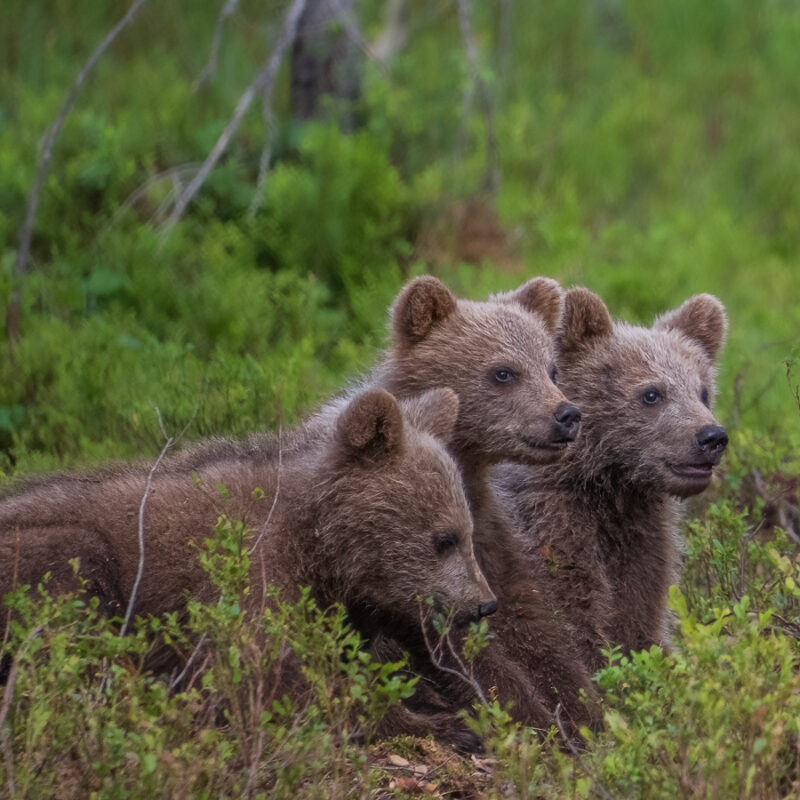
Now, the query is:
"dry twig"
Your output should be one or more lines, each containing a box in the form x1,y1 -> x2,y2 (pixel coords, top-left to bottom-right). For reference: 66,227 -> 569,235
418,604 -> 488,707
248,426 -> 282,555
194,0 -> 242,89
120,433 -> 174,638
554,702 -> 615,800
162,0 -> 308,234
120,407 -> 195,637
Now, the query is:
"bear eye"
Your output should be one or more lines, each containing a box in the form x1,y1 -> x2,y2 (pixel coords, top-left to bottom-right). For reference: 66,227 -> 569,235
642,388 -> 662,405
549,365 -> 558,385
701,387 -> 710,407
433,532 -> 459,555
493,367 -> 516,385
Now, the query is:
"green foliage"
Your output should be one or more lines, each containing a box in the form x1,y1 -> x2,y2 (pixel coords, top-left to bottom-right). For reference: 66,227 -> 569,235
1,519 -> 415,798
2,0 -> 800,795
586,592 -> 800,799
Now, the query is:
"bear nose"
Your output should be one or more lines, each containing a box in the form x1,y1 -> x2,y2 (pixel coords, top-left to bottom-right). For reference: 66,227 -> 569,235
478,599 -> 498,618
553,402 -> 582,441
696,425 -> 728,454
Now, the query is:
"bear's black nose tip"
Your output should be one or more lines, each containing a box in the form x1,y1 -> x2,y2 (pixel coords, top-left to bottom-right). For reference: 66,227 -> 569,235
478,599 -> 498,618
696,424 -> 728,453
553,402 -> 582,441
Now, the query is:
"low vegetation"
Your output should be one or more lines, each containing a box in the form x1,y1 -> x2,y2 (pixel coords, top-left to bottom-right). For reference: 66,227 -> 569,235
1,1 -> 799,796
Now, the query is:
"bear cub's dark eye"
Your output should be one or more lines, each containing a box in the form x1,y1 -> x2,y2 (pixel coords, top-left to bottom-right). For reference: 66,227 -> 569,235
434,532 -> 459,554
701,387 -> 710,407
493,367 -> 516,384
642,388 -> 662,405
549,365 -> 558,385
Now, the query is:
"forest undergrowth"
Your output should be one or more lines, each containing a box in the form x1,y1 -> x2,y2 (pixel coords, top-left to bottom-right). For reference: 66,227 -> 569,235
2,1 -> 800,797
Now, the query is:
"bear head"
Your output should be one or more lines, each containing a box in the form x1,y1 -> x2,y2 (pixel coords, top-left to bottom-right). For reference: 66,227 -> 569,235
557,288 -> 728,498
381,276 -> 581,467
316,387 -> 497,633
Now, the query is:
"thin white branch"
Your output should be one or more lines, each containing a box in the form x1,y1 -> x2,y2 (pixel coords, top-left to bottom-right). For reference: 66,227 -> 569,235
13,0 -> 148,281
555,703 -> 616,800
169,633 -> 208,690
418,604 -> 488,708
120,430 -> 174,638
102,163 -> 201,232
194,0 -> 242,89
371,0 -> 408,64
329,0 -> 387,73
119,406 -> 195,638
246,81 -> 278,219
247,0 -> 381,218
249,427 -> 282,555
161,0 -> 308,236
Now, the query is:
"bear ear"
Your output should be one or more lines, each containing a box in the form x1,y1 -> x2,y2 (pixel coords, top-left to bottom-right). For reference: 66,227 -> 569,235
392,276 -> 458,347
400,388 -> 459,444
653,294 -> 728,361
495,277 -> 564,333
337,389 -> 403,460
559,287 -> 614,355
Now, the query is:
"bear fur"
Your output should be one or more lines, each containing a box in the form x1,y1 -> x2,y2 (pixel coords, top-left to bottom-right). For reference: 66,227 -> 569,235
493,288 -> 729,671
0,387 -> 498,746
367,276 -> 599,733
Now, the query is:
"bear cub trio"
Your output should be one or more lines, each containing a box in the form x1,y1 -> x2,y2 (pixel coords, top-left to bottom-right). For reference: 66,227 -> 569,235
0,275 -> 728,749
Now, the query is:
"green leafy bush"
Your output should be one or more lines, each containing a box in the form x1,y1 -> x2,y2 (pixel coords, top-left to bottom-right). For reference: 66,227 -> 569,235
1,519 -> 415,798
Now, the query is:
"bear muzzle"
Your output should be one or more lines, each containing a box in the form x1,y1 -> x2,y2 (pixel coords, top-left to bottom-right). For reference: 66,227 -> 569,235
667,424 -> 729,482
695,424 -> 728,461
552,402 -> 582,443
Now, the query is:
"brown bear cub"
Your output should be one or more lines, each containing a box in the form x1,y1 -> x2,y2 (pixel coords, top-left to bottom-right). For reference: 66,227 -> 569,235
494,288 -> 728,672
0,387 -> 497,736
368,276 -> 598,734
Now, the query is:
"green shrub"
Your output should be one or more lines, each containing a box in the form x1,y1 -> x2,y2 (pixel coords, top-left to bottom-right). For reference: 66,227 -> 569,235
0,519 -> 416,798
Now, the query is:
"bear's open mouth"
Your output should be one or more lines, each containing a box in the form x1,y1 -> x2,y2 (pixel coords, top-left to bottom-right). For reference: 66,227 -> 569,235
668,462 -> 714,480
522,436 -> 569,452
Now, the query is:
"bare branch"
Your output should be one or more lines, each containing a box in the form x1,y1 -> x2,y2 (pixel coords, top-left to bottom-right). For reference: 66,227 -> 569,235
246,76 -> 279,219
554,702 -> 616,800
12,0 -> 148,286
249,427 -> 282,555
329,0 -> 387,72
247,0 -> 381,218
161,0 -> 308,235
418,604 -> 488,707
169,633 -> 208,690
120,416 -> 175,638
371,0 -> 408,63
101,163 -> 202,234
455,0 -> 499,196
194,0 -> 242,89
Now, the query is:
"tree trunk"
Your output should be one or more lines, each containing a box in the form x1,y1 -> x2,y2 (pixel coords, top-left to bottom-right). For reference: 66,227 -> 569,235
290,0 -> 361,129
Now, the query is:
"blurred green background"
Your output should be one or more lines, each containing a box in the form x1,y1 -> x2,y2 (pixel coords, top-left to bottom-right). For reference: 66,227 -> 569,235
1,0 -> 798,475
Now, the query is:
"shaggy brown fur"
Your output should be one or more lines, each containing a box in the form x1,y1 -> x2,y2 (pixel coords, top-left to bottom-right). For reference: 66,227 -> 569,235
494,288 -> 728,671
0,388 -> 499,744
366,276 -> 598,734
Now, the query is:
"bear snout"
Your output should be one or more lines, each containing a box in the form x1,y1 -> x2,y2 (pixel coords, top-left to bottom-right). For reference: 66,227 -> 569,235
553,402 -> 582,442
695,424 -> 728,461
478,598 -> 498,618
